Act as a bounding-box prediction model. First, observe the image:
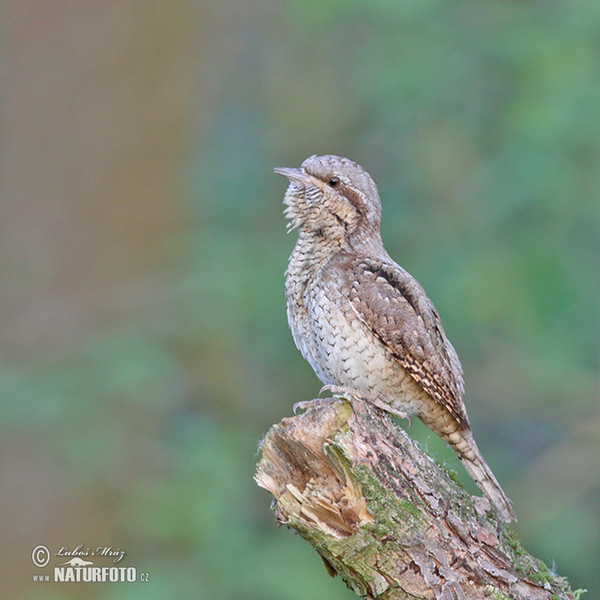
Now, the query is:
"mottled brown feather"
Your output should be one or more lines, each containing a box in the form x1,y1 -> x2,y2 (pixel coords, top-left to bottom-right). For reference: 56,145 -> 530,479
278,154 -> 516,521
331,253 -> 469,428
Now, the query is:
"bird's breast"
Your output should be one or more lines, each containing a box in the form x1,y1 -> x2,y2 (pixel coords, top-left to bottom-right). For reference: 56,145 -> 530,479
286,268 -> 425,415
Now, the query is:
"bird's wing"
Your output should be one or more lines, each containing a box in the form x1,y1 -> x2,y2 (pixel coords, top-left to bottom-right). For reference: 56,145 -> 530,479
332,254 -> 468,428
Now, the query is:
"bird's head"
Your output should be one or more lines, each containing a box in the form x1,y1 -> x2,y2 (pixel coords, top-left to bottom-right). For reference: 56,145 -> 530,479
275,155 -> 382,244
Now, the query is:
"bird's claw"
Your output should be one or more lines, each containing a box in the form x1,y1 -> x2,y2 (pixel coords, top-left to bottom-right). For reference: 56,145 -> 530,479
292,397 -> 337,414
319,384 -> 364,399
292,400 -> 311,414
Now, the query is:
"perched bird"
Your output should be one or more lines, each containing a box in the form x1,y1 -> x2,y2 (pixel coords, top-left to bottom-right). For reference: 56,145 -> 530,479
275,154 -> 516,522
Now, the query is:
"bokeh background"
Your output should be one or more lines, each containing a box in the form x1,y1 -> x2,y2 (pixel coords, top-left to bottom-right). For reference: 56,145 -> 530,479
2,1 -> 598,598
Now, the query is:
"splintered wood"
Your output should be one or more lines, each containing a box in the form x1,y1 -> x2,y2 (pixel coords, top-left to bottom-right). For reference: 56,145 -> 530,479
255,398 -> 575,600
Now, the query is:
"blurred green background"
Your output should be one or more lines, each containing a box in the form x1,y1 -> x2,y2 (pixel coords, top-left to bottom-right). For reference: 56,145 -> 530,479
1,1 -> 598,598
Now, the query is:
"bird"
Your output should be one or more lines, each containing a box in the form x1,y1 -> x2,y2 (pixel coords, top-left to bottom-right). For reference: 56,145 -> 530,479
274,154 -> 516,522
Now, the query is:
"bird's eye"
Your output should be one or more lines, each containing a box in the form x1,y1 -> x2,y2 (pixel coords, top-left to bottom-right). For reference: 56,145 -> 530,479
328,177 -> 340,188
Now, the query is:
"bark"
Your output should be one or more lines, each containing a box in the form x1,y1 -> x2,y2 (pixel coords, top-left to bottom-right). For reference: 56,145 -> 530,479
255,397 -> 577,600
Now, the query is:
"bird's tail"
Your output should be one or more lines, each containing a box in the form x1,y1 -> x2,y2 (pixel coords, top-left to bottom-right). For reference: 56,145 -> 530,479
421,407 -> 517,521
418,402 -> 516,522
455,433 -> 516,522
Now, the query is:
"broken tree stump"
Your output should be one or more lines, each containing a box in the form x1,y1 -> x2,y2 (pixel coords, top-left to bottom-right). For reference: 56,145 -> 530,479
255,397 -> 576,600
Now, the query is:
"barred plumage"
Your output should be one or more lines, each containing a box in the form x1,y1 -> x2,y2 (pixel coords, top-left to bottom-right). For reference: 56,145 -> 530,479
276,154 -> 516,522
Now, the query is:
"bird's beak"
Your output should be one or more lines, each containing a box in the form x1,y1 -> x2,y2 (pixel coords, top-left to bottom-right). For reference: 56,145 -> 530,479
274,167 -> 312,187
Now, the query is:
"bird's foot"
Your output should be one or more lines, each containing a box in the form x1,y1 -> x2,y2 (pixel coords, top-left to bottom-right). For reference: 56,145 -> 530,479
292,397 -> 339,415
317,385 -> 376,416
313,385 -> 413,424
292,385 -> 365,414
319,384 -> 365,400
327,389 -> 413,423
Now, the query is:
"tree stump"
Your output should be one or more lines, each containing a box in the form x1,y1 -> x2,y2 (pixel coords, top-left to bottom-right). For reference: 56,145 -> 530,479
255,397 -> 577,600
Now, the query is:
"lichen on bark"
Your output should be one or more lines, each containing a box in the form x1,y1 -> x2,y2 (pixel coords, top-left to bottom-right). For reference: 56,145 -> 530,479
255,397 -> 577,600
